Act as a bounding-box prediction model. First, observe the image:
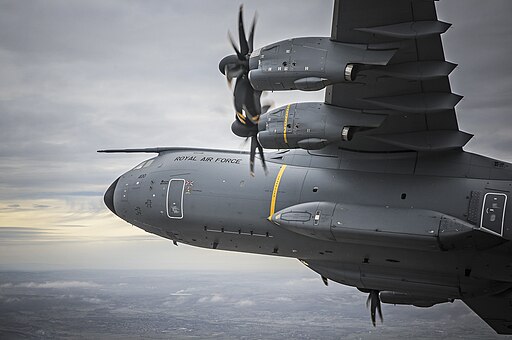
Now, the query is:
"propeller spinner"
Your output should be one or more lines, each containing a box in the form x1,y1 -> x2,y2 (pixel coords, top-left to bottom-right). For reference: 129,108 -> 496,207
220,5 -> 267,176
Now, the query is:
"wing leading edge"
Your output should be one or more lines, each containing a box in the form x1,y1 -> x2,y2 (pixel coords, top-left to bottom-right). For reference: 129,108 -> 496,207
326,0 -> 471,152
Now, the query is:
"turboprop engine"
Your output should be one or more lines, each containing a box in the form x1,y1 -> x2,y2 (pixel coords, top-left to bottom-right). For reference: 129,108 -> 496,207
248,37 -> 397,91
257,102 -> 385,150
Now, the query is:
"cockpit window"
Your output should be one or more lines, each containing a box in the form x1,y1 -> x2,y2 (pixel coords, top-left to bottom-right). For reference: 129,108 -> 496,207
133,161 -> 145,170
143,159 -> 154,168
262,45 -> 279,54
133,157 -> 156,170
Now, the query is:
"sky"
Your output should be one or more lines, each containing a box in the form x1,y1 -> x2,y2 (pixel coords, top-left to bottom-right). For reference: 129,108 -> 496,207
0,0 -> 511,271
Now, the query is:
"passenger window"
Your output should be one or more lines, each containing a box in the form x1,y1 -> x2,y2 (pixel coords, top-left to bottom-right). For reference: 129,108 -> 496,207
167,179 -> 185,219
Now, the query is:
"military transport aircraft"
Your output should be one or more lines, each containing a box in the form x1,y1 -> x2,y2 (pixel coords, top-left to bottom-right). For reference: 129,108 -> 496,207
99,0 -> 512,334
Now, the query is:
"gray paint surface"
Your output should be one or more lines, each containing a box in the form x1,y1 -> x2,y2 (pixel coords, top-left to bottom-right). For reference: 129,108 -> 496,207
100,0 -> 512,334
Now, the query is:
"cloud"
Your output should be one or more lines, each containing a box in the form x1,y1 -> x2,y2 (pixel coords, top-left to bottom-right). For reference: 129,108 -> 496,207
285,277 -> 321,286
1,280 -> 100,289
0,296 -> 20,303
0,0 -> 332,205
32,204 -> 51,209
210,294 -> 224,303
275,297 -> 292,302
82,297 -> 103,304
0,227 -> 62,242
170,289 -> 192,296
196,294 -> 255,307
235,299 -> 255,307
198,294 -> 224,303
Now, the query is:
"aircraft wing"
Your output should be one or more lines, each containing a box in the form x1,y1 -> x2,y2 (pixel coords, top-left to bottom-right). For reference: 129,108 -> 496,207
463,290 -> 512,335
326,0 -> 472,152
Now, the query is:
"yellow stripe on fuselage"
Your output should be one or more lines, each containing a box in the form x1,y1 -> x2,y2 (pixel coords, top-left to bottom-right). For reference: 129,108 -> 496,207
268,164 -> 287,221
283,104 -> 290,145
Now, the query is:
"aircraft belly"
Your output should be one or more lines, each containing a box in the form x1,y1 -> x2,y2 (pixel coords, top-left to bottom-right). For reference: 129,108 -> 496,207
303,259 -> 468,299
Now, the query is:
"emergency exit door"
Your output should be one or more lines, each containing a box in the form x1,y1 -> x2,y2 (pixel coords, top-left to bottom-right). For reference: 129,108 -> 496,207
167,179 -> 185,219
481,193 -> 507,236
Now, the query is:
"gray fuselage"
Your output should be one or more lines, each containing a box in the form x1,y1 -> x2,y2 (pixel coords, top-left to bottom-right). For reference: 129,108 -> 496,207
107,147 -> 512,300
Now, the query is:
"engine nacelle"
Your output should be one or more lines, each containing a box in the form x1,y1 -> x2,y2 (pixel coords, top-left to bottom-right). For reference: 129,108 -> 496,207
248,37 -> 395,91
257,103 -> 384,150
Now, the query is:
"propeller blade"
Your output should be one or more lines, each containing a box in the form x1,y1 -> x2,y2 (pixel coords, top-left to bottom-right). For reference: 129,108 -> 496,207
366,290 -> 383,327
244,90 -> 262,124
248,135 -> 267,176
225,65 -> 244,89
234,76 -> 250,115
238,5 -> 249,57
239,137 -> 250,149
225,64 -> 243,79
248,13 -> 257,53
234,77 -> 262,123
225,65 -> 234,88
223,6 -> 266,176
228,31 -> 244,60
377,298 -> 383,323
226,78 -> 233,89
255,136 -> 268,175
250,136 -> 257,177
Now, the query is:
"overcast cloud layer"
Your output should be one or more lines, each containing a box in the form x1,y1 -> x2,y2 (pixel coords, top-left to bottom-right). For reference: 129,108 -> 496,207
0,0 -> 511,270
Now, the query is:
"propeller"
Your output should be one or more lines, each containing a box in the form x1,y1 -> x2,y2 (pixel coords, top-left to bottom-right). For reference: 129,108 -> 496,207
366,290 -> 383,326
220,5 -> 267,176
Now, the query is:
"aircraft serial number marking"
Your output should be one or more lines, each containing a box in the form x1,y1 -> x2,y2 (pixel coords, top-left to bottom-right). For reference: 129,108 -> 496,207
174,156 -> 242,164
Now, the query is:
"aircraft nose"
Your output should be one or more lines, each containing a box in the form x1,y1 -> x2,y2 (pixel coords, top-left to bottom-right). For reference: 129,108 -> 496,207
104,177 -> 120,215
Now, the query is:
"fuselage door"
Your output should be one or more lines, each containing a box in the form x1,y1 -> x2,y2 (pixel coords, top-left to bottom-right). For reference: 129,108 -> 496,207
167,179 -> 185,219
480,193 -> 507,236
